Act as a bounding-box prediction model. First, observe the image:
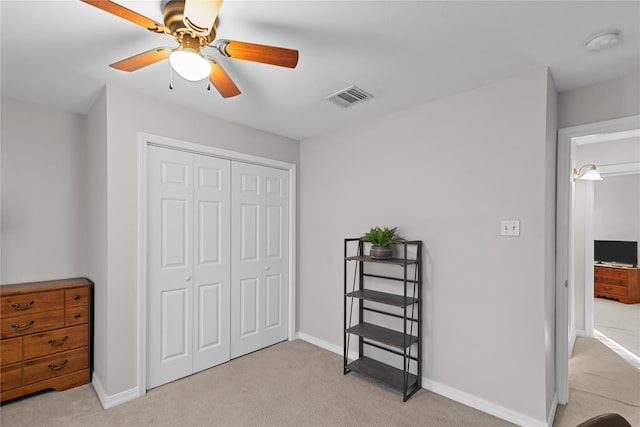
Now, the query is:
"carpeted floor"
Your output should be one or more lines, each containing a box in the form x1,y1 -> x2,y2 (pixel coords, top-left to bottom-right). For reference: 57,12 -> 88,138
553,337 -> 640,427
594,297 -> 640,359
0,339 -> 513,427
1,337 -> 638,426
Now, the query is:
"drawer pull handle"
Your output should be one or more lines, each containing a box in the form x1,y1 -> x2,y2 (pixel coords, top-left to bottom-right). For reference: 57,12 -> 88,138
73,295 -> 80,300
11,320 -> 34,331
11,300 -> 34,311
48,336 -> 69,347
48,359 -> 68,371
74,313 -> 81,319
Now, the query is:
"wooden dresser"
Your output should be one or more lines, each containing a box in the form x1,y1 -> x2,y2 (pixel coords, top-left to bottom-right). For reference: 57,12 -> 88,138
1,278 -> 92,402
594,265 -> 640,304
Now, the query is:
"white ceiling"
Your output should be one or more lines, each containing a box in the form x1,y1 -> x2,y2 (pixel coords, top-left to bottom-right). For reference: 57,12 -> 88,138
1,1 -> 639,140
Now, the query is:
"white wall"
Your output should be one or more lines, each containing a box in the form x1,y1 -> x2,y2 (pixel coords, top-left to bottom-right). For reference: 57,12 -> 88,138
595,174 -> 640,244
92,84 -> 299,396
558,72 -> 640,129
1,98 -> 87,283
299,69 -> 555,424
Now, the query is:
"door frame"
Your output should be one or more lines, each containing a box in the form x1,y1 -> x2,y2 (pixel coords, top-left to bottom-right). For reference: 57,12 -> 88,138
555,115 -> 639,405
136,132 -> 297,397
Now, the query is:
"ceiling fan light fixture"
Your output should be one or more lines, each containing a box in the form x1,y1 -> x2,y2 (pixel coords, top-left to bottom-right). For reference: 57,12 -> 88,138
169,48 -> 211,81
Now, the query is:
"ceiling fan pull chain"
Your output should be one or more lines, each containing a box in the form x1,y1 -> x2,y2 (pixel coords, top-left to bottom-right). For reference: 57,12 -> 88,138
207,82 -> 211,91
169,64 -> 174,90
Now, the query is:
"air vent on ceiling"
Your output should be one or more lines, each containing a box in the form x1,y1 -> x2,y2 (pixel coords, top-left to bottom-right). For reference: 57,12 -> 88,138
324,85 -> 373,108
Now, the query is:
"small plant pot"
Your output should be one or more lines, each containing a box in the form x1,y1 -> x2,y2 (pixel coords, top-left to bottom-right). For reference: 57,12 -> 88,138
370,246 -> 392,259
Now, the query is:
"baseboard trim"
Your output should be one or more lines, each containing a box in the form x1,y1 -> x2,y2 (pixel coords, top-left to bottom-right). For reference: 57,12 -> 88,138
91,372 -> 140,409
297,332 -> 548,427
422,378 -> 548,427
296,332 -> 357,361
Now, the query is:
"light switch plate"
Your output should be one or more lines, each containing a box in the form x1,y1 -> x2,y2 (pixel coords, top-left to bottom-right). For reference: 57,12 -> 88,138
501,220 -> 520,236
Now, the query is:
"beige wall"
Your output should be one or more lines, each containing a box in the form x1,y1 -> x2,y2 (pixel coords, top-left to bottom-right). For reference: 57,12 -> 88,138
1,98 -> 87,283
299,69 -> 555,424
558,72 -> 640,129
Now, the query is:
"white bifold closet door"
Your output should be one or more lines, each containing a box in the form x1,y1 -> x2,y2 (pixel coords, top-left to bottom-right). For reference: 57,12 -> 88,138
147,146 -> 231,389
231,162 -> 289,358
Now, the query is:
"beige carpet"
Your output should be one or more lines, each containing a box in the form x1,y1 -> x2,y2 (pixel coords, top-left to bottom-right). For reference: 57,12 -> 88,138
553,337 -> 640,426
1,340 -> 513,427
1,338 -> 638,426
594,297 -> 640,359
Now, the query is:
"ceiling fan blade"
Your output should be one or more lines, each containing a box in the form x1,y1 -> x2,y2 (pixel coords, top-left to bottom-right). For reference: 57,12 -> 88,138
208,59 -> 241,98
217,40 -> 299,68
184,0 -> 223,35
80,0 -> 168,33
110,47 -> 172,72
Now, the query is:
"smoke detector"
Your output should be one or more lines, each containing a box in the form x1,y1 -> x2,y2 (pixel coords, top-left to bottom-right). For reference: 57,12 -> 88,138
585,31 -> 620,52
324,85 -> 373,108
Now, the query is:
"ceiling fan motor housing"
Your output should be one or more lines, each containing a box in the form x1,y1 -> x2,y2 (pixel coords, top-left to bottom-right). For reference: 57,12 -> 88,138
163,0 -> 215,49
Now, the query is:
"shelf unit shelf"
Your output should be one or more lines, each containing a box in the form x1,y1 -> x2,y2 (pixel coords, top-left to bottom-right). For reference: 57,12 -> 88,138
347,357 -> 419,392
345,289 -> 418,307
343,238 -> 422,402
344,255 -> 419,266
346,322 -> 418,349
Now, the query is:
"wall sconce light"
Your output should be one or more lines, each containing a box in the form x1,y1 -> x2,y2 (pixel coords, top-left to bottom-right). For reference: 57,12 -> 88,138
573,164 -> 603,181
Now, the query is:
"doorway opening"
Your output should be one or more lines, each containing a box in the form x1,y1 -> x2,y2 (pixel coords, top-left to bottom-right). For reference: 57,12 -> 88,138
555,115 -> 640,405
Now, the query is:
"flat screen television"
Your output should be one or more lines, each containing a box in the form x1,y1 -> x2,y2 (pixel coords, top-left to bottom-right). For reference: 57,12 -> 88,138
594,240 -> 638,267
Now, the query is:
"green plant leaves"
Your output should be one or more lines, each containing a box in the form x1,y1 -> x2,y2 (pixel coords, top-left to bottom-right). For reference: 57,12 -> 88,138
362,226 -> 398,247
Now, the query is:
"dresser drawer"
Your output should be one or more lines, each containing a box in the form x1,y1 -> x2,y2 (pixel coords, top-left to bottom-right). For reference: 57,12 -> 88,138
22,347 -> 89,385
0,362 -> 23,391
610,269 -> 627,279
595,276 -> 626,286
1,309 -> 65,339
0,290 -> 64,318
23,324 -> 89,360
65,287 -> 90,308
595,283 -> 627,296
65,306 -> 89,327
1,337 -> 23,366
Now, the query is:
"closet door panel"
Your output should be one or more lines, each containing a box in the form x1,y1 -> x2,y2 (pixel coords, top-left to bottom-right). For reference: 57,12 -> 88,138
261,168 -> 289,347
231,163 -> 288,358
192,155 -> 230,373
231,163 -> 263,358
147,146 -> 194,389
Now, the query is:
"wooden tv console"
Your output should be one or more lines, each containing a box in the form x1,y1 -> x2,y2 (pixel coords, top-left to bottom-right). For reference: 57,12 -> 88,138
594,265 -> 640,304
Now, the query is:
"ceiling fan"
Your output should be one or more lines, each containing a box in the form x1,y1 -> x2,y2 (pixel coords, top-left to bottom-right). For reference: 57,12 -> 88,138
81,0 -> 299,98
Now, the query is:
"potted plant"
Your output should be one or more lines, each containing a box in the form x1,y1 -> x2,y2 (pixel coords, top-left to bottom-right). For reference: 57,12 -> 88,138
362,226 -> 398,259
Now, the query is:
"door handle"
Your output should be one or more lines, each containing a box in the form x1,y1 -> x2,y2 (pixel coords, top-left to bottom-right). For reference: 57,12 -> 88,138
264,266 -> 270,271
185,276 -> 192,282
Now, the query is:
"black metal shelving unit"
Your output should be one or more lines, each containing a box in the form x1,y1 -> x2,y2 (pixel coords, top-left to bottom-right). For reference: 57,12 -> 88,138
343,238 -> 422,402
